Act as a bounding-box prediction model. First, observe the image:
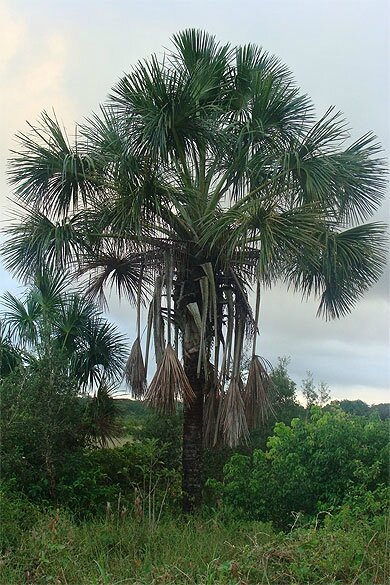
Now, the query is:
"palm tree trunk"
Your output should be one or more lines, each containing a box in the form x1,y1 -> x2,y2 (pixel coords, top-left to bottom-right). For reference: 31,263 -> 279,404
182,312 -> 204,512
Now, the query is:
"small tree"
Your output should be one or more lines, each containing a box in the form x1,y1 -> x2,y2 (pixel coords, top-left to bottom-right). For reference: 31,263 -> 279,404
302,372 -> 331,409
1,270 -> 127,390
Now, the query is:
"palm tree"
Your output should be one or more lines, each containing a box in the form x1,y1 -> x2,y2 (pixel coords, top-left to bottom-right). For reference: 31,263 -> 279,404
0,322 -> 22,379
1,270 -> 127,390
2,30 -> 387,511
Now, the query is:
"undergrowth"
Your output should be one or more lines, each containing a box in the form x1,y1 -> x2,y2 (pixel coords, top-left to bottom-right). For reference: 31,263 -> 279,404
1,493 -> 388,585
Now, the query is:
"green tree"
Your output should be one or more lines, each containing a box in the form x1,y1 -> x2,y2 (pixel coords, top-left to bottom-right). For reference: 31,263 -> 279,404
2,31 -> 387,510
335,399 -> 371,417
0,323 -> 22,379
301,371 -> 331,409
1,270 -> 126,390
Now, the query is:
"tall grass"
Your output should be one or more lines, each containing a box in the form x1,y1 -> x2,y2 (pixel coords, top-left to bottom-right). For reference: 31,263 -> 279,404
1,496 -> 388,585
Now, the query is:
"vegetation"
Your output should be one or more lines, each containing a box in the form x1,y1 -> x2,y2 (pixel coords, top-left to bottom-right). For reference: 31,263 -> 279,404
1,395 -> 389,583
1,351 -> 389,583
211,407 -> 389,528
1,29 -> 387,511
0,29 -> 388,584
0,270 -> 126,390
1,498 -> 388,584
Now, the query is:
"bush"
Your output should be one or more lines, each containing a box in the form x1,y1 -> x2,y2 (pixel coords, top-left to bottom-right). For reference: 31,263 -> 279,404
0,354 -> 86,502
212,407 -> 389,528
55,439 -> 181,518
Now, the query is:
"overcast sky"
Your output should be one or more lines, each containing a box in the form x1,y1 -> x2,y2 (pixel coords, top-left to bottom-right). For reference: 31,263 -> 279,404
1,0 -> 389,403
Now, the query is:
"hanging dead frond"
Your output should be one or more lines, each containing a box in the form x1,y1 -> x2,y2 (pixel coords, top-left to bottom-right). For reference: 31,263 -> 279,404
125,337 -> 147,398
203,376 -> 221,448
153,275 -> 165,365
145,343 -> 195,415
244,355 -> 274,428
144,298 -> 154,374
230,268 -> 256,337
218,376 -> 249,448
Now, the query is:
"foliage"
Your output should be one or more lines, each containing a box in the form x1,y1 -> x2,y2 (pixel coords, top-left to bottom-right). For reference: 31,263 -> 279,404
301,371 -> 331,408
0,323 -> 22,379
132,410 -> 183,470
0,271 -> 127,390
248,357 -> 305,450
83,381 -> 122,447
371,402 -> 390,420
55,439 -> 181,519
2,30 -> 387,460
212,407 -> 389,528
0,353 -> 88,500
1,493 -> 388,584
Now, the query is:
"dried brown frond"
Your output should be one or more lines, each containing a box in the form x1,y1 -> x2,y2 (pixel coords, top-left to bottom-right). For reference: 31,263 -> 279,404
145,344 -> 195,415
203,385 -> 221,448
125,337 -> 147,399
153,275 -> 165,365
244,355 -> 274,428
218,376 -> 249,448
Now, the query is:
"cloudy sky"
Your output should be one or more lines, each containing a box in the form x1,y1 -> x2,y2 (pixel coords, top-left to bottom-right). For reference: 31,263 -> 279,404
1,0 -> 389,403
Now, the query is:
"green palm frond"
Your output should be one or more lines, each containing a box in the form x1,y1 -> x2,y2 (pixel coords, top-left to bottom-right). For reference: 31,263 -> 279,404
8,111 -> 101,217
0,323 -> 22,377
80,243 -> 154,307
72,316 -> 127,389
1,291 -> 41,346
171,29 -> 232,76
1,206 -> 90,282
289,116 -> 387,222
53,295 -> 97,353
285,222 -> 388,319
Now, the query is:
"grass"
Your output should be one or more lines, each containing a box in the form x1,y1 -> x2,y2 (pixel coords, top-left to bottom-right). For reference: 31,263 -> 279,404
1,499 -> 388,585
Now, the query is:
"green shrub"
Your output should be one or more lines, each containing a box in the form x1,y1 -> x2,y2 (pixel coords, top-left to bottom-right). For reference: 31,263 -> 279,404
0,354 -> 86,502
55,439 -> 181,518
213,407 -> 389,528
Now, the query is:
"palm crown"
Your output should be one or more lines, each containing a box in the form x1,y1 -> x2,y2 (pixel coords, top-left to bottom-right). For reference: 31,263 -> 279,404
2,30 -> 387,509
0,271 -> 126,390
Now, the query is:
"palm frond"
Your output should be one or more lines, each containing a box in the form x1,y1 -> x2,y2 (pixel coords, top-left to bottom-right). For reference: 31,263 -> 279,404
145,344 -> 194,415
218,376 -> 249,448
284,222 -> 388,319
244,355 -> 274,429
1,206 -> 89,282
71,317 -> 127,389
84,379 -> 122,448
80,244 -> 152,308
0,323 -> 23,377
8,111 -> 100,216
125,337 -> 147,399
1,291 -> 41,346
